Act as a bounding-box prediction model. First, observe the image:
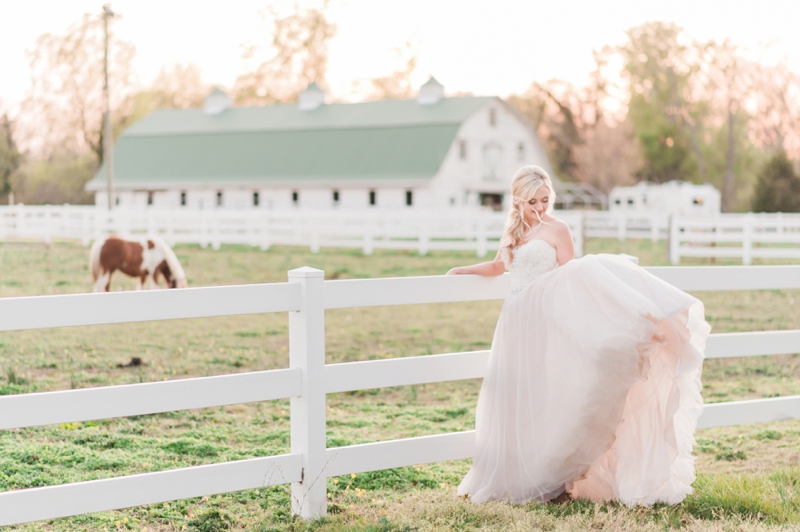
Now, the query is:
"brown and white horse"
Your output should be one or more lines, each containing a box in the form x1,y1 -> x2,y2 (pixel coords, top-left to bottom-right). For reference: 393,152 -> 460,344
90,235 -> 188,292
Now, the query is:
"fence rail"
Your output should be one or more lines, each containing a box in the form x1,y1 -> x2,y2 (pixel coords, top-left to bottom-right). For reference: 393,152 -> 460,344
1,262 -> 799,525
0,205 -> 588,257
670,213 -> 800,264
4,205 -> 800,264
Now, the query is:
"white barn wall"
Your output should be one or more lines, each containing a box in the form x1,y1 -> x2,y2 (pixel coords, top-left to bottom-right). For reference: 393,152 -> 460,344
430,99 -> 552,209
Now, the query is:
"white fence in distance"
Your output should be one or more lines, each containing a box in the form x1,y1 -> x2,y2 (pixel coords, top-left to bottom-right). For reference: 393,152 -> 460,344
670,213 -> 800,265
1,264 -> 800,525
0,205 -> 586,258
3,205 -> 800,264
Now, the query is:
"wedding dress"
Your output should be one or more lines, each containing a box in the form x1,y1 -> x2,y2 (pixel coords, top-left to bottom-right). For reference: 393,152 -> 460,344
457,239 -> 709,506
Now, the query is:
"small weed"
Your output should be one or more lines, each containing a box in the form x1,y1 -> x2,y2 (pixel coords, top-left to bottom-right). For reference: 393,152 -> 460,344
716,449 -> 748,461
187,508 -> 232,531
757,430 -> 783,440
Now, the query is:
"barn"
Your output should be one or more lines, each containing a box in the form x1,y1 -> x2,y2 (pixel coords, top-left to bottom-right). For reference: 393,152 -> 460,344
86,78 -> 604,211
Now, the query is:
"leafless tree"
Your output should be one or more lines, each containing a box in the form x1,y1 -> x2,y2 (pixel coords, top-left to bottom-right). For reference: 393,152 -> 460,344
233,2 -> 337,105
19,12 -> 136,161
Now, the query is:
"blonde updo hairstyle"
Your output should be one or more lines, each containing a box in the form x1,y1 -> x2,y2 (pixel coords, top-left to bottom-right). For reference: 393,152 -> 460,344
499,165 -> 556,260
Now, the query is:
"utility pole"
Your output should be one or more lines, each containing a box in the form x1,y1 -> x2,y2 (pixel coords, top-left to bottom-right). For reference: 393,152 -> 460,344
103,3 -> 115,211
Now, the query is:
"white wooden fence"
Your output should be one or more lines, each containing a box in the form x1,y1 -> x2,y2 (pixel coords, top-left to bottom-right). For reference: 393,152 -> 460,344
669,213 -> 800,265
0,264 -> 800,525
0,205 -> 586,258
585,212 -> 670,241
4,204 -> 800,264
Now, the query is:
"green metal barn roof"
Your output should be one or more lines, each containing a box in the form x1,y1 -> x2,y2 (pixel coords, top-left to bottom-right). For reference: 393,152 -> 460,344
87,96 -> 495,189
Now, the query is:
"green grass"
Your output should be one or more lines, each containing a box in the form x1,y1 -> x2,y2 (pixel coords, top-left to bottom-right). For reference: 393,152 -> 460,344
0,239 -> 799,531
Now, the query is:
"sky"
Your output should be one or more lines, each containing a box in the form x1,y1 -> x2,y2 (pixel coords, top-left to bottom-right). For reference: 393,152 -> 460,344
1,0 -> 799,114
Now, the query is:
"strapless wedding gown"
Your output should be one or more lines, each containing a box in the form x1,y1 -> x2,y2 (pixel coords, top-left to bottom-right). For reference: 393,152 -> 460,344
457,240 -> 709,506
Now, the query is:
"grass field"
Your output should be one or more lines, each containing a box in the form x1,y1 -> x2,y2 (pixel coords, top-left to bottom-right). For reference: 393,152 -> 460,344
0,238 -> 799,531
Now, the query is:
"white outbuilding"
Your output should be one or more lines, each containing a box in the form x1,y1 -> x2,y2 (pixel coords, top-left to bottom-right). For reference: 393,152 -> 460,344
86,78 -> 605,211
609,181 -> 721,216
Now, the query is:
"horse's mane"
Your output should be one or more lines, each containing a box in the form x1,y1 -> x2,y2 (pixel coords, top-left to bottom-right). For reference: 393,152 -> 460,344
151,236 -> 186,283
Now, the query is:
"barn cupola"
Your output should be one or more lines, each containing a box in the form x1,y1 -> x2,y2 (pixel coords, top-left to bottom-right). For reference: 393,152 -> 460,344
298,82 -> 325,111
204,88 -> 232,115
417,76 -> 444,105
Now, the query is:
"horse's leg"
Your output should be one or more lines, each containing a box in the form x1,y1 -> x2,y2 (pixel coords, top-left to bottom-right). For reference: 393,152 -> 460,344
94,271 -> 111,292
136,273 -> 146,290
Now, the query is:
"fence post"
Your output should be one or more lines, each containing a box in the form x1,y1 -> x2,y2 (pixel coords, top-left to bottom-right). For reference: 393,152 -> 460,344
260,212 -> 271,251
669,215 -> 680,265
743,214 -> 753,265
616,212 -> 626,242
574,211 -> 585,258
43,207 -> 52,246
419,221 -> 429,256
363,215 -> 374,256
212,212 -> 221,251
288,267 -> 327,519
650,213 -> 659,242
310,223 -> 320,254
476,218 -> 487,258
81,209 -> 90,246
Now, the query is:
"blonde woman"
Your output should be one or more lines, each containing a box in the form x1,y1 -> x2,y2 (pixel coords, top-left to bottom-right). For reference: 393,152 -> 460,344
449,166 -> 709,506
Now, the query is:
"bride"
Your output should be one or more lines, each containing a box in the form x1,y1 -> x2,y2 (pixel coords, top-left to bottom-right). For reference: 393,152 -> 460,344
448,166 -> 709,506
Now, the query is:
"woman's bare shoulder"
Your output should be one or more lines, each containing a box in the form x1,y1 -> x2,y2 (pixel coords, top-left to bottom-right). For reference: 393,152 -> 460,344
547,216 -> 573,234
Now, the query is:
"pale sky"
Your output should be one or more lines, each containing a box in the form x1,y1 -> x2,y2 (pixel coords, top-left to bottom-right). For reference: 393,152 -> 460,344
1,0 -> 799,114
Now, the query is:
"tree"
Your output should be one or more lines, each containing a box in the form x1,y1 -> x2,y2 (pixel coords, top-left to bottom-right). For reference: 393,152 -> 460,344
233,2 -> 337,105
147,63 -> 208,109
11,155 -> 96,205
118,63 -> 210,131
20,12 -> 136,162
0,113 -> 22,200
509,51 -> 641,192
748,61 -> 800,159
751,151 -> 800,212
509,80 -> 584,180
351,41 -> 418,100
617,22 -> 708,184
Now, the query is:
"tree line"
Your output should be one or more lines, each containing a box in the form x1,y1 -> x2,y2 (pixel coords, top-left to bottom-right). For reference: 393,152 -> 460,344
1,10 -> 799,212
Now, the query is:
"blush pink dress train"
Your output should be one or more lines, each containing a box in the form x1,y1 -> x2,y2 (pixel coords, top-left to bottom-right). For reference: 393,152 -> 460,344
457,240 -> 709,506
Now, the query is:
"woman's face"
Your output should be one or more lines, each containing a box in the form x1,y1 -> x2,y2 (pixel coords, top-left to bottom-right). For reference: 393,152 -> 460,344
521,185 -> 550,223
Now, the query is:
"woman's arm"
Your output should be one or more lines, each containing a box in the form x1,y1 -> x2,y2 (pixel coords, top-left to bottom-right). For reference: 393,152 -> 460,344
554,221 -> 575,265
446,251 -> 506,276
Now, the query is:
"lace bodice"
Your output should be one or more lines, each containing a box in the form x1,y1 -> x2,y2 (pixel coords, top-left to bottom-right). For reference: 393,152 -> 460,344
503,239 -> 558,296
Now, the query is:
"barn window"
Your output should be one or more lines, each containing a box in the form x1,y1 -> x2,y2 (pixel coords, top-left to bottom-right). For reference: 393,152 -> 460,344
459,140 -> 467,160
489,108 -> 497,127
180,191 -> 187,206
253,191 -> 260,206
216,191 -> 224,207
147,191 -> 154,206
405,190 -> 413,206
369,190 -> 376,206
614,198 -> 621,205
627,198 -> 634,206
292,191 -> 299,204
517,142 -> 525,161
115,196 -> 120,206
332,190 -> 340,204
693,197 -> 705,205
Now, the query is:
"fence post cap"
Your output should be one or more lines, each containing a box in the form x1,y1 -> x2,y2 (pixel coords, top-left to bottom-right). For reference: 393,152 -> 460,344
288,266 -> 324,279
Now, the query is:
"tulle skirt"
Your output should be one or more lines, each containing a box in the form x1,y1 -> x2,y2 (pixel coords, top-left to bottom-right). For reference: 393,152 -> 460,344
457,254 -> 709,506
